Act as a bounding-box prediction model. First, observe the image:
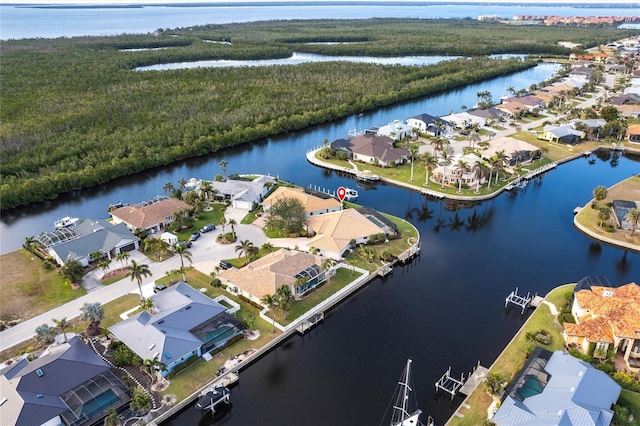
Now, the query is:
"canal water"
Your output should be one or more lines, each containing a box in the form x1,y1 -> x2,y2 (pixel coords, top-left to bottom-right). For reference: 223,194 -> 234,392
2,62 -> 639,425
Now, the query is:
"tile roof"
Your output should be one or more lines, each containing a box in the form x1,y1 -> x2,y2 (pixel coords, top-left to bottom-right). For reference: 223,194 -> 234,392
219,249 -> 322,299
306,208 -> 385,255
110,198 -> 191,230
573,282 -> 640,343
262,187 -> 341,214
348,134 -> 410,163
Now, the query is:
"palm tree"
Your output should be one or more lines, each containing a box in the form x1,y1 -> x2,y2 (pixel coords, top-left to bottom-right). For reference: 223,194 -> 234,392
507,86 -> 515,97
80,302 -> 104,335
626,208 -> 640,236
177,178 -> 188,192
473,161 -> 488,194
141,356 -> 166,385
260,294 -> 278,332
456,160 -> 470,193
115,251 -> 130,268
218,160 -> 229,177
321,258 -> 335,275
235,239 -> 255,265
467,130 -> 480,148
439,150 -> 452,189
104,408 -> 121,426
125,260 -> 152,301
174,244 -> 192,281
52,317 -> 69,342
35,324 -> 56,345
199,180 -> 212,202
275,284 -> 293,319
24,236 -> 38,255
422,152 -> 438,186
140,298 -> 155,314
493,150 -> 508,184
98,260 -> 110,275
593,186 -> 608,206
163,182 -> 174,195
293,276 -> 308,295
408,144 -> 419,182
228,218 -> 237,238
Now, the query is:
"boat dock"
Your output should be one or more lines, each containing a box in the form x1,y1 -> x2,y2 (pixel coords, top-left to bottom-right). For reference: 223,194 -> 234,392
296,312 -> 324,334
435,362 -> 488,401
505,287 -> 532,314
216,371 -> 239,388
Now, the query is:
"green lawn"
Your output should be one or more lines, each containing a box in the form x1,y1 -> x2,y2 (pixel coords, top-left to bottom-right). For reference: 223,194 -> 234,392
278,267 -> 364,325
619,389 -> 640,426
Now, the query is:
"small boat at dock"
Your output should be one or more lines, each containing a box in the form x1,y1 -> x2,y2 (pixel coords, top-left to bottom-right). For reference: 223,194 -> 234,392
195,386 -> 231,413
356,170 -> 380,182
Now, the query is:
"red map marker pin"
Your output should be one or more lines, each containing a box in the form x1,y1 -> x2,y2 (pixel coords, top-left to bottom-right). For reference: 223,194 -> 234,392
337,186 -> 346,201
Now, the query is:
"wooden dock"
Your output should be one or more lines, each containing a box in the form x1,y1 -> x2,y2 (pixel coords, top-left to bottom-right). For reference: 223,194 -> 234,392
459,364 -> 489,396
296,312 -> 324,334
214,371 -> 239,388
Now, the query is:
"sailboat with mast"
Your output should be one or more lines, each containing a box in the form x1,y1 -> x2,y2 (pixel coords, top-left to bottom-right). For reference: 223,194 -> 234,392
390,359 -> 425,426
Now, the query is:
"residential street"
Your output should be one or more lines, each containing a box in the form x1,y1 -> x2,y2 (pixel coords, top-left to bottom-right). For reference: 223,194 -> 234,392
0,208 -> 267,352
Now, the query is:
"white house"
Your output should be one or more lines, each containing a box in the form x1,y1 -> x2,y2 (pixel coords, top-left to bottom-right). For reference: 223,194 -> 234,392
376,120 -> 413,140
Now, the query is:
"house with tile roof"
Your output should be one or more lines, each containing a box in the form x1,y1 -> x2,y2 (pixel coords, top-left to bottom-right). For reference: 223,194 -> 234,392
47,219 -> 139,266
305,208 -> 387,259
0,336 -> 130,426
626,124 -> 640,143
492,348 -> 620,426
482,137 -> 541,167
219,249 -> 328,302
563,282 -> 640,369
109,283 -> 243,376
348,134 -> 410,167
204,175 -> 275,210
262,186 -> 341,217
110,197 -> 192,233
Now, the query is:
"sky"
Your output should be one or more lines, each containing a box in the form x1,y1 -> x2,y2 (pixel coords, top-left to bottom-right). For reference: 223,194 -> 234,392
3,0 -> 639,4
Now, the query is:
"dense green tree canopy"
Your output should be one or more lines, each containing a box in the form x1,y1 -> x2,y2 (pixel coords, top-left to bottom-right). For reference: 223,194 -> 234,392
2,19 -> 635,210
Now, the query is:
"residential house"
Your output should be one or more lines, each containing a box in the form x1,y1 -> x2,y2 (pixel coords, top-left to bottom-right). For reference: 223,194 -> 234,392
206,175 -> 275,210
219,249 -> 328,301
406,113 -> 453,136
109,282 -> 243,376
110,197 -> 192,233
482,136 -> 541,167
501,95 -> 545,111
627,124 -> 640,143
262,186 -> 341,217
569,118 -> 606,132
441,111 -> 487,129
466,106 -> 508,125
0,336 -> 130,426
305,208 -> 387,259
538,125 -> 585,144
330,138 -> 353,158
376,120 -> 412,140
614,104 -> 640,119
608,93 -> 640,106
47,219 -> 139,267
494,101 -> 529,118
492,348 -> 620,426
568,66 -> 594,80
348,134 -> 410,167
563,282 -> 640,370
432,153 -> 483,189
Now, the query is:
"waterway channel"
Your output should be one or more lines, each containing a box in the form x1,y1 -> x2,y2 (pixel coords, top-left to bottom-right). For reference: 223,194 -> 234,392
2,64 -> 639,425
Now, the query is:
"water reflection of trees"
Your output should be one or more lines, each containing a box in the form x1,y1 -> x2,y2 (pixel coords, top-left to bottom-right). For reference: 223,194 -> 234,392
617,251 -> 631,273
418,198 -> 494,233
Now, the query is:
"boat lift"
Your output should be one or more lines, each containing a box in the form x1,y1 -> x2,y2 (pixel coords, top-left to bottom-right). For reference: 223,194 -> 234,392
435,367 -> 464,400
505,287 -> 532,314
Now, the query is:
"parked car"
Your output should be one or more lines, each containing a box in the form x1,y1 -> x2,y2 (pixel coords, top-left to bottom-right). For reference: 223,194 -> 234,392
200,224 -> 216,233
219,260 -> 233,270
153,284 -> 167,293
189,232 -> 201,241
176,240 -> 192,248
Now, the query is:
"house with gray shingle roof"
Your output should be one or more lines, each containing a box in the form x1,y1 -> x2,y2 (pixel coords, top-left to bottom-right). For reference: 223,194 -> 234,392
109,283 -> 243,376
539,125 -> 585,144
406,113 -> 453,136
0,336 -> 130,426
205,175 -> 275,210
492,349 -> 620,426
47,219 -> 139,266
348,134 -> 410,167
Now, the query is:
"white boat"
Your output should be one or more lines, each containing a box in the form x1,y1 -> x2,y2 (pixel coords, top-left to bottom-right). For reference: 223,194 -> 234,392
344,187 -> 359,200
390,359 -> 424,426
54,216 -> 79,229
195,386 -> 231,413
356,170 -> 380,182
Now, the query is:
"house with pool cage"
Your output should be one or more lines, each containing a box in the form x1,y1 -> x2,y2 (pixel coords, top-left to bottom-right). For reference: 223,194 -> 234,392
109,283 -> 243,377
0,336 -> 130,426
